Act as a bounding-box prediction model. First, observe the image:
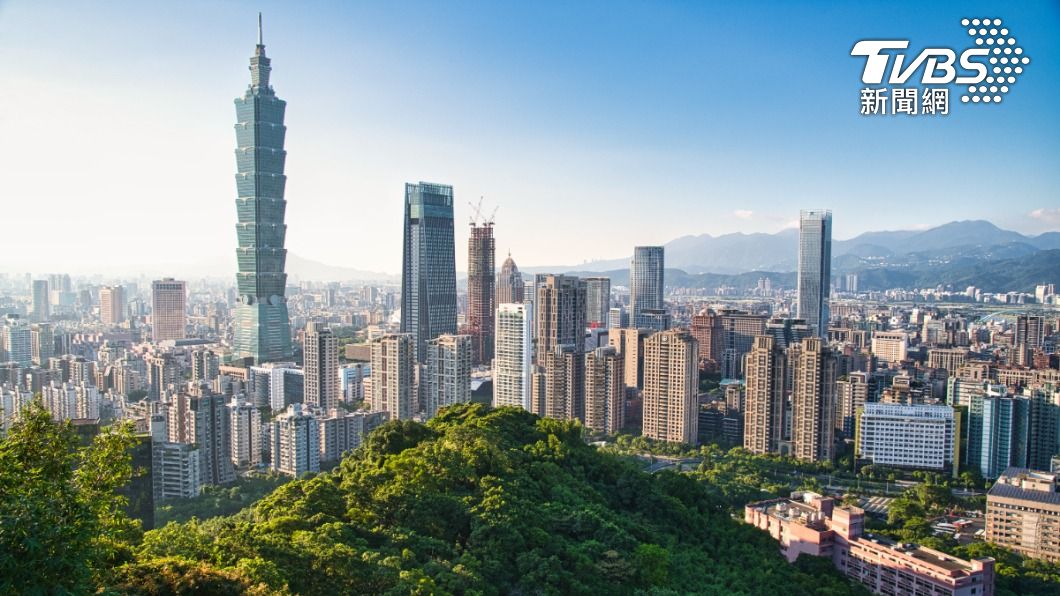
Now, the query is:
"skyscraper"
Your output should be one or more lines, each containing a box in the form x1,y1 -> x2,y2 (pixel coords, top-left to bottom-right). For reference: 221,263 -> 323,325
151,278 -> 186,343
743,336 -> 786,455
789,337 -> 837,462
533,274 -> 587,366
31,280 -> 50,322
584,346 -> 625,435
425,334 -> 472,419
29,323 -> 53,366
796,209 -> 832,337
1014,315 -> 1044,367
100,285 -> 126,325
304,321 -> 339,411
641,329 -> 698,445
401,182 -> 457,363
585,277 -> 611,329
493,302 -> 533,411
369,334 -> 416,420
232,16 -> 293,364
496,253 -> 525,305
630,246 -> 665,329
466,220 -> 495,365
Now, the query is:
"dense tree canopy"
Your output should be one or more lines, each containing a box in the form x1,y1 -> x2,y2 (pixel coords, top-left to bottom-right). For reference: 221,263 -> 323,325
121,404 -> 864,594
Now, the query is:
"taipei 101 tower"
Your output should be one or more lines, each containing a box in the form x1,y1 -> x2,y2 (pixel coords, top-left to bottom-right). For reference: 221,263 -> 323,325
232,14 -> 293,364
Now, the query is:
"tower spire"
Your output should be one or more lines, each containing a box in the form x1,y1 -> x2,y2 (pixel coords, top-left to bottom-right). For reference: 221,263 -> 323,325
258,12 -> 263,46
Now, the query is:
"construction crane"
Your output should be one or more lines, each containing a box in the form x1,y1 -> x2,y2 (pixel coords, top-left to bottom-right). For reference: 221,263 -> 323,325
468,197 -> 497,227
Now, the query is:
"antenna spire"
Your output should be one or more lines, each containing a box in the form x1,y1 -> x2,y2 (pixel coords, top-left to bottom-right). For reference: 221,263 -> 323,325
258,12 -> 263,46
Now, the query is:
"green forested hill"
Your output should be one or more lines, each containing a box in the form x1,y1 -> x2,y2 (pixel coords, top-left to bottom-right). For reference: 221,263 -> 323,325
113,404 -> 864,594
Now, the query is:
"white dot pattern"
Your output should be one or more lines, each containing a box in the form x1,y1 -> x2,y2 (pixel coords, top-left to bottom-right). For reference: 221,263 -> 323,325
962,17 -> 1028,105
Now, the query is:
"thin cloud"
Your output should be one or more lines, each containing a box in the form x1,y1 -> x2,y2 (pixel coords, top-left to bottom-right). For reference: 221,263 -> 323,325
733,209 -> 754,219
1029,208 -> 1060,227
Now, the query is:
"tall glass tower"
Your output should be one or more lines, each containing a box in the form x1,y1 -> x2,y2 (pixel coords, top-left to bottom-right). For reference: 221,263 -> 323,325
796,209 -> 832,338
401,182 -> 457,363
630,246 -> 664,329
232,16 -> 293,364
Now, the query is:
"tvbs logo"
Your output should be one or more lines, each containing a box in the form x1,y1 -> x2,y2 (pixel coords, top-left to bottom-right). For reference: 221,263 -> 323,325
851,18 -> 1030,115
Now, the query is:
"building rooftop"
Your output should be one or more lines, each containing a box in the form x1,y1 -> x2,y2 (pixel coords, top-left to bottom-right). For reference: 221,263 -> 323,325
862,533 -> 977,574
989,467 -> 1060,505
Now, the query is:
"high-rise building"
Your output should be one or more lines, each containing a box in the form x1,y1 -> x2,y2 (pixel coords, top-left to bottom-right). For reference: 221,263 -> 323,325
584,346 -> 625,435
304,321 -> 339,411
836,371 -> 870,438
191,349 -> 220,383
151,278 -> 187,343
401,182 -> 457,363
796,209 -> 832,337
855,404 -> 959,473
425,334 -> 471,419
533,274 -> 587,366
3,316 -> 32,367
228,399 -> 262,467
319,410 -> 388,462
719,309 -> 768,379
607,306 -> 627,330
690,310 -> 723,364
466,220 -> 495,365
1014,315 -> 1044,367
493,302 -> 534,411
541,344 -> 584,422
987,468 -> 1060,563
369,334 -> 416,420
766,317 -> 813,350
99,285 -> 126,326
152,442 -> 201,502
641,329 -> 698,445
743,336 -> 787,455
232,20 -> 294,365
29,323 -> 53,366
608,327 -> 651,391
31,279 -> 50,322
495,252 -> 525,305
789,337 -> 837,462
630,246 -> 665,329
270,403 -> 320,476
585,277 -> 611,329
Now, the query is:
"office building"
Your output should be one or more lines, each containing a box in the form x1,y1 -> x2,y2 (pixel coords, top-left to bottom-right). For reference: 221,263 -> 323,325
691,310 -> 722,364
585,277 -> 611,329
191,349 -> 220,383
29,323 -> 53,366
719,310 -> 768,379
99,285 -> 126,325
746,493 -> 995,595
795,209 -> 832,337
151,278 -> 187,342
425,334 -> 471,419
766,317 -> 813,350
493,302 -> 534,411
1,316 -> 31,367
304,321 -> 339,411
630,246 -> 665,329
789,337 -> 837,462
743,336 -> 787,455
836,371 -> 870,438
1014,315 -> 1044,367
228,399 -> 262,467
31,279 -> 49,322
534,274 -> 587,365
986,468 -> 1060,563
608,306 -> 627,330
339,362 -> 371,403
270,403 -> 320,476
584,346 -> 625,435
232,22 -> 294,364
401,182 -> 458,363
466,220 -> 495,365
855,404 -> 959,473
641,329 -> 698,445
928,348 -> 969,375
369,334 -> 416,420
871,331 -> 908,366
495,252 -> 525,305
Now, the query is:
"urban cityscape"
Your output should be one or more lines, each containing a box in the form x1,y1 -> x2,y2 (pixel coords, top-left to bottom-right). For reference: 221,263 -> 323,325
2,3 -> 1060,595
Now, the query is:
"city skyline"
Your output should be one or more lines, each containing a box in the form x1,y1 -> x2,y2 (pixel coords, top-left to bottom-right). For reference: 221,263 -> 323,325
2,1 -> 1059,276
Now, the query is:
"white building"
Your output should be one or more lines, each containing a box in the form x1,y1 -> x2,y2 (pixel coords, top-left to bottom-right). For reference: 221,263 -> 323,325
339,363 -> 371,403
425,334 -> 472,419
369,334 -> 416,421
228,399 -> 262,467
1,316 -> 32,367
304,322 -> 339,411
871,331 -> 908,366
855,403 -> 958,473
152,441 -> 201,502
493,302 -> 533,411
271,403 -> 320,476
318,409 -> 388,462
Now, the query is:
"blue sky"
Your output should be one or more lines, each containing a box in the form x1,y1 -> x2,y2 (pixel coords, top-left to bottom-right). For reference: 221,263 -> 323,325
1,0 -> 1057,275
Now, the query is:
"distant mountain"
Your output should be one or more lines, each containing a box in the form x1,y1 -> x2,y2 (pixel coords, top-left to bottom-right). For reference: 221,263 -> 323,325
286,254 -> 394,282
552,220 -> 1059,277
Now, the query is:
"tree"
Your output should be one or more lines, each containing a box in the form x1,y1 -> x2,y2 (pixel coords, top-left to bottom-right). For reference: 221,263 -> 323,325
0,401 -> 138,592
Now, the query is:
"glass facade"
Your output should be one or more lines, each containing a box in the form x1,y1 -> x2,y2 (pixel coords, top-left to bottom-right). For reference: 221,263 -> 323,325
630,246 -> 664,329
401,182 -> 457,363
796,209 -> 832,338
232,35 -> 293,364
